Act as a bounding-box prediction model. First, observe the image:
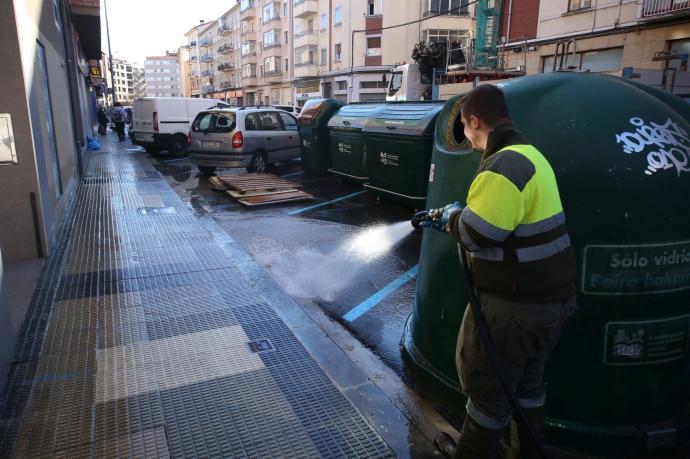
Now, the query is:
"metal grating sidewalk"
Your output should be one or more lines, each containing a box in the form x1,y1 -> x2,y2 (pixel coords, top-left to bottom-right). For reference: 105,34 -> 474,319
0,146 -> 394,458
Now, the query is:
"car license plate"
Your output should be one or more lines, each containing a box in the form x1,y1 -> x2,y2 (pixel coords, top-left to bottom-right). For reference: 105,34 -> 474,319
201,141 -> 221,148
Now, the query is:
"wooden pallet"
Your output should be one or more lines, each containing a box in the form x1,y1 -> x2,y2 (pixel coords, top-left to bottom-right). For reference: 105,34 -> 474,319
215,173 -> 299,193
207,176 -> 227,191
213,173 -> 313,207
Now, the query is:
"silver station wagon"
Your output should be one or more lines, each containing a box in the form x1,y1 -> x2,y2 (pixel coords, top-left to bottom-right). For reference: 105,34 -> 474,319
188,107 -> 301,175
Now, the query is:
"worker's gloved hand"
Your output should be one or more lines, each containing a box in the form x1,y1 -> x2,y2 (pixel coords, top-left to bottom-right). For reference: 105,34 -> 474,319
419,202 -> 463,232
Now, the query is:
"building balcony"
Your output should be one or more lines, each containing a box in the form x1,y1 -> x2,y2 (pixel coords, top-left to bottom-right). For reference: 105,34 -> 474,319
219,24 -> 233,35
188,40 -> 197,47
262,15 -> 281,26
200,54 -> 214,62
294,62 -> 318,78
241,30 -> 257,40
199,37 -> 213,47
262,46 -> 282,58
220,81 -> 239,90
218,43 -> 235,54
241,2 -> 256,19
202,84 -> 215,93
294,31 -> 318,48
641,0 -> 690,17
242,76 -> 258,87
218,63 -> 234,72
189,56 -> 198,62
263,70 -> 283,83
201,69 -> 213,77
293,0 -> 318,18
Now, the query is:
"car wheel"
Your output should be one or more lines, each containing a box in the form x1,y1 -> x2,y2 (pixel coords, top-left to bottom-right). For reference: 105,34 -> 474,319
247,152 -> 267,173
198,166 -> 216,176
169,136 -> 188,157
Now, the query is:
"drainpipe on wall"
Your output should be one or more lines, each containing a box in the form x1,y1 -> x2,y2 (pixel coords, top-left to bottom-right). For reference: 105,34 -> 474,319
506,0 -> 513,43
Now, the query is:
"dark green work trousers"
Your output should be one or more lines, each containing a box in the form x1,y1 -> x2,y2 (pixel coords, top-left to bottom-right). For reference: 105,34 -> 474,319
455,292 -> 576,429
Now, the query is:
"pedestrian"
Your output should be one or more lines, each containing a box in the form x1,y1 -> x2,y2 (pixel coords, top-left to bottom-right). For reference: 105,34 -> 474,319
97,105 -> 109,135
420,85 -> 577,459
111,102 -> 127,141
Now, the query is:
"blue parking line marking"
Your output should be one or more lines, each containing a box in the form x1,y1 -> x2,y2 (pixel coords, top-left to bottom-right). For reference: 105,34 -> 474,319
343,265 -> 418,323
281,171 -> 303,178
287,190 -> 366,216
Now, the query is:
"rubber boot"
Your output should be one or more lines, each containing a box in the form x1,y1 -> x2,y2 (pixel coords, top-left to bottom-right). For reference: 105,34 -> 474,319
510,406 -> 545,459
454,415 -> 502,459
434,432 -> 457,458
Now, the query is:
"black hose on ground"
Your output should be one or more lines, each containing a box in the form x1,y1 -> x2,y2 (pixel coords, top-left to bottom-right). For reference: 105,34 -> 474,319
457,245 -> 551,459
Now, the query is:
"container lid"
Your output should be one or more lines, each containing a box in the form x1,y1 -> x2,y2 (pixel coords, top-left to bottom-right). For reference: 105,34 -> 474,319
297,98 -> 345,127
362,102 -> 445,136
328,104 -> 385,129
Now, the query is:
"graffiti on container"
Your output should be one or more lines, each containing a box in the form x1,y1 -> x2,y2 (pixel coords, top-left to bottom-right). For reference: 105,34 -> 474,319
379,152 -> 399,167
302,139 -> 311,150
615,117 -> 690,176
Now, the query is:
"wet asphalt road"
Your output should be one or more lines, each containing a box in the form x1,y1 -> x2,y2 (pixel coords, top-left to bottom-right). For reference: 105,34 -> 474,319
149,152 -> 422,377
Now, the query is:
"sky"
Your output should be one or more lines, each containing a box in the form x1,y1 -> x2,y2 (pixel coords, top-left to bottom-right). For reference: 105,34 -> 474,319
100,0 -> 236,64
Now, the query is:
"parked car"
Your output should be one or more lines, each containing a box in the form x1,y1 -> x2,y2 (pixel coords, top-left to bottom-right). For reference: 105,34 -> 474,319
189,107 -> 301,175
272,105 -> 302,115
130,97 -> 217,156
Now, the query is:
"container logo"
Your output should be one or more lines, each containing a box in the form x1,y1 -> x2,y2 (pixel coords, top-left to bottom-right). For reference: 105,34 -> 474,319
604,315 -> 690,366
379,152 -> 399,167
302,139 -> 312,150
338,142 -> 352,154
615,117 -> 690,177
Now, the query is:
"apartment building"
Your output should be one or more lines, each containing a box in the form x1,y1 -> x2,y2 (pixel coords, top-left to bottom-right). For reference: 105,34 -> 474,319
144,53 -> 183,97
103,58 -> 143,103
502,0 -> 690,78
309,0 -> 474,104
239,0 -> 295,105
182,0 -> 473,105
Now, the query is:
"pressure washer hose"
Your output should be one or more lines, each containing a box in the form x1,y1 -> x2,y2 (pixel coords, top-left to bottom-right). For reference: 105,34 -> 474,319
457,245 -> 551,459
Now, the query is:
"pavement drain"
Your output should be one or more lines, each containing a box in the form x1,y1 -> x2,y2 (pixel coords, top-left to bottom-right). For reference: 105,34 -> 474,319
248,338 -> 274,353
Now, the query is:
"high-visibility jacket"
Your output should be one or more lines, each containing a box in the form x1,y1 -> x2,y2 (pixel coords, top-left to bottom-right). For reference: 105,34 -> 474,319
448,122 -> 576,302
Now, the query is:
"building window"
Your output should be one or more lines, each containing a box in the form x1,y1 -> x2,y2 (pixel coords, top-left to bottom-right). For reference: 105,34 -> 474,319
283,2 -> 288,16
367,0 -> 381,16
263,30 -> 280,48
320,13 -> 328,30
334,43 -> 342,62
285,31 -> 289,44
336,80 -> 347,91
423,29 -> 470,66
334,6 -> 342,25
669,39 -> 690,70
263,2 -> 279,23
425,0 -> 469,16
243,64 -> 257,78
366,37 -> 381,56
321,48 -> 327,64
360,80 -> 386,89
285,58 -> 289,71
568,0 -> 591,11
264,56 -> 281,74
542,47 -> 623,73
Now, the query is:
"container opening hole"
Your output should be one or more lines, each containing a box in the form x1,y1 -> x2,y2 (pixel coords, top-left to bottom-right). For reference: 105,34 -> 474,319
453,113 -> 467,146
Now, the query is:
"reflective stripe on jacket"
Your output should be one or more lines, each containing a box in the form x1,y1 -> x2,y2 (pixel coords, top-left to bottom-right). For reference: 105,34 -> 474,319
448,123 -> 576,302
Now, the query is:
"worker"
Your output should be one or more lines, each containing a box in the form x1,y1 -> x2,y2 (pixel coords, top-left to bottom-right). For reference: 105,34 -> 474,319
418,84 -> 577,458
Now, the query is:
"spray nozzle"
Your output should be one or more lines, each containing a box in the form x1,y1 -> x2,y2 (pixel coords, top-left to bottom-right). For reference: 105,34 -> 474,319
410,207 -> 445,229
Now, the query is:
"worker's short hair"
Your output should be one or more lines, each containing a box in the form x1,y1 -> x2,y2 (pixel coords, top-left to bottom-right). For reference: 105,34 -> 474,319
460,85 -> 511,128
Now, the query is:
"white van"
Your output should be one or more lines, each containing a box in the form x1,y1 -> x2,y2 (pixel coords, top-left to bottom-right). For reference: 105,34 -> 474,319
131,97 -> 219,155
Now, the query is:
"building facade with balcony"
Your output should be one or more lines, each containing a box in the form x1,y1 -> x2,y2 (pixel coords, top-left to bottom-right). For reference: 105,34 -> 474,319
144,53 -> 183,97
502,0 -> 690,80
212,5 -> 243,104
106,58 -> 143,104
295,0 -> 474,104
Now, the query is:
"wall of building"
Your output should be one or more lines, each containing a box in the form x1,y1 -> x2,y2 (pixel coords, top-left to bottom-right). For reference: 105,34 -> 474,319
6,0 -> 82,261
502,0 -> 540,42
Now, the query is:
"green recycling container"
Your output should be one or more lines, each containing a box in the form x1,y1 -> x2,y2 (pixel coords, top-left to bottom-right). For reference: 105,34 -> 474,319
327,103 -> 385,183
402,72 -> 690,455
362,101 -> 445,207
297,98 -> 344,175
